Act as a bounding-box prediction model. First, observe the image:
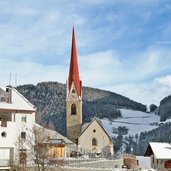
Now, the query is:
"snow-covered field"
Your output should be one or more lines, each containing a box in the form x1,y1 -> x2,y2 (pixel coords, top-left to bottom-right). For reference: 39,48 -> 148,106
101,109 -> 160,136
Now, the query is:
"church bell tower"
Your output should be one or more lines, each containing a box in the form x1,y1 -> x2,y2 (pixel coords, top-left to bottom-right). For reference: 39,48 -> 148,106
66,27 -> 82,143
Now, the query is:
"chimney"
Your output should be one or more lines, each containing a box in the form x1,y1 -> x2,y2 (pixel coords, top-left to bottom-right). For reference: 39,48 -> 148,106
6,85 -> 12,103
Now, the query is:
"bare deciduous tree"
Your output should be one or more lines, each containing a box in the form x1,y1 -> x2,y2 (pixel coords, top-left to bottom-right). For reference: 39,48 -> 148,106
33,126 -> 50,171
15,126 -> 51,171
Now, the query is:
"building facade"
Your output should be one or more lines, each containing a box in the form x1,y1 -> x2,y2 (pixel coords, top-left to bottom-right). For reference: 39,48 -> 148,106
78,118 -> 114,156
0,86 -> 36,169
36,126 -> 76,159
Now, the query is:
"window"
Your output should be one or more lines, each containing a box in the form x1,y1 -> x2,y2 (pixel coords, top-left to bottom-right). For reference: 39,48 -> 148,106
20,150 -> 27,164
72,89 -> 76,93
71,104 -> 76,115
0,96 -> 6,102
93,129 -> 96,133
21,116 -> 27,123
92,138 -> 97,146
21,132 -> 26,139
1,120 -> 7,127
1,131 -> 7,138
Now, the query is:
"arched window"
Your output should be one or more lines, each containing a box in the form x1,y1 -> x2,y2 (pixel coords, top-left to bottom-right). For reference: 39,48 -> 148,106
92,138 -> 97,146
71,103 -> 76,115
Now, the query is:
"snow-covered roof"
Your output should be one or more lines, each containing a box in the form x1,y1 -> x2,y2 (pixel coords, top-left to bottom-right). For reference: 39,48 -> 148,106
145,142 -> 171,159
47,139 -> 65,144
0,86 -> 36,113
81,123 -> 89,133
34,125 -> 74,144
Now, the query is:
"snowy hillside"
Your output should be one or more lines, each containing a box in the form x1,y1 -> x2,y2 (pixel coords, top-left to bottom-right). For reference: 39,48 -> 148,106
17,82 -> 146,135
101,109 -> 160,137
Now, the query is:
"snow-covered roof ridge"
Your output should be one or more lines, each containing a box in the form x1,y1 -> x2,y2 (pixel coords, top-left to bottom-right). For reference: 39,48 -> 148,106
12,87 -> 36,109
79,117 -> 114,142
34,125 -> 74,144
0,86 -> 36,113
145,142 -> 171,159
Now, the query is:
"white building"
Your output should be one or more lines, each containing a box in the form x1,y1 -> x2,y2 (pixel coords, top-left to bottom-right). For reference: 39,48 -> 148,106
0,85 -> 76,170
144,142 -> 171,171
0,86 -> 36,170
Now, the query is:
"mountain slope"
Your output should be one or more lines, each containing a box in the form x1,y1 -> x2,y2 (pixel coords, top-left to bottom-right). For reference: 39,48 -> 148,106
158,95 -> 171,121
138,122 -> 171,155
101,109 -> 160,137
101,109 -> 160,154
17,81 -> 147,135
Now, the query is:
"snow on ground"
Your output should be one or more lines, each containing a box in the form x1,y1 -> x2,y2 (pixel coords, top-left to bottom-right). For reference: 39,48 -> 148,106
101,109 -> 160,136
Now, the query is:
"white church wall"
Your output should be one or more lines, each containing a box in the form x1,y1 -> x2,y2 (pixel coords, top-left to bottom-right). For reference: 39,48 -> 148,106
78,119 -> 113,157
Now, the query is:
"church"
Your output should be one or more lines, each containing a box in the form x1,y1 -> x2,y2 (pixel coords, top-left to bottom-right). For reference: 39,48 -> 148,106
66,27 -> 114,157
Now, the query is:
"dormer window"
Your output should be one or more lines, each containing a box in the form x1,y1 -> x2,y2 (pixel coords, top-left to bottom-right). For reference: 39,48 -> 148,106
71,103 -> 76,115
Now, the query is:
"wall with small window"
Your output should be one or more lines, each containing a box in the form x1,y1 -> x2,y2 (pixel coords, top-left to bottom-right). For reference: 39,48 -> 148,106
14,113 -> 35,125
21,116 -> 27,123
21,132 -> 26,139
78,119 -> 114,156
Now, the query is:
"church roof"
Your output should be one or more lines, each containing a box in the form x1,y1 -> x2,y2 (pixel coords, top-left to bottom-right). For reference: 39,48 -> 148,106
68,27 -> 82,96
78,117 -> 114,142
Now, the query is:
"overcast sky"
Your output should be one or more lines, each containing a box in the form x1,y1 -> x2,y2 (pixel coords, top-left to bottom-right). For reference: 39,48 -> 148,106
0,0 -> 171,105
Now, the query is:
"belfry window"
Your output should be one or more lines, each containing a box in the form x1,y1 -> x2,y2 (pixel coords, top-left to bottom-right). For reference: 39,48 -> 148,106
92,138 -> 97,146
71,103 -> 76,115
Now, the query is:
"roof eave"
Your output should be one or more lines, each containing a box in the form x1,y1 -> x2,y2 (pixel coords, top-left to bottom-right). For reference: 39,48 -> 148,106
0,108 -> 36,113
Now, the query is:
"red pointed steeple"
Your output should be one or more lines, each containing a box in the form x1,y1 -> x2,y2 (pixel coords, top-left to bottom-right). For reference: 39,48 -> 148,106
68,27 -> 82,96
